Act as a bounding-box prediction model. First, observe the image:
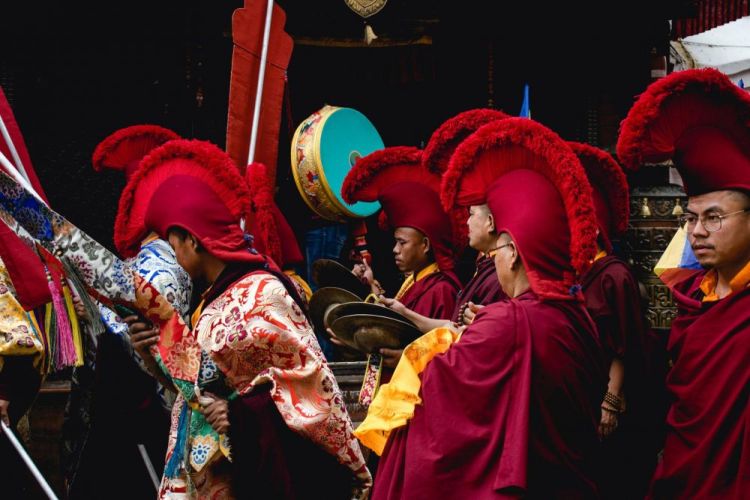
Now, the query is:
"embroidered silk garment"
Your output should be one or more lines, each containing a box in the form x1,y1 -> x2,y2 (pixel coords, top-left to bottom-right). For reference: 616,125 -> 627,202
164,270 -> 371,499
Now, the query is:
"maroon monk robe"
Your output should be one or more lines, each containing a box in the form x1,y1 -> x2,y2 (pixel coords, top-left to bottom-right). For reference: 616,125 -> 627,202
398,270 -> 461,320
649,271 -> 750,500
582,255 -> 659,498
451,255 -> 506,323
373,291 -> 605,500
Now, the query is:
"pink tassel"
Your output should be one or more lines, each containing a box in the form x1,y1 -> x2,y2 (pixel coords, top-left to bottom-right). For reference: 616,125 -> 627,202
45,267 -> 77,369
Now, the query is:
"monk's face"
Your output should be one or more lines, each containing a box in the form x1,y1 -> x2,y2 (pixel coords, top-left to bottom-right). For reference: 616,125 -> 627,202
168,229 -> 203,280
392,227 -> 430,273
686,190 -> 750,271
467,204 -> 497,253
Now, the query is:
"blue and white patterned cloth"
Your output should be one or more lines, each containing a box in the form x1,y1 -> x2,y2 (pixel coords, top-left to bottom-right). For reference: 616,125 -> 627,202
97,238 -> 192,378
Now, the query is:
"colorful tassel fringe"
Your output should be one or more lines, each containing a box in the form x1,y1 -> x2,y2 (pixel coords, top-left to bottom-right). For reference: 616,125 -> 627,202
43,264 -> 78,370
62,282 -> 84,367
164,401 -> 189,478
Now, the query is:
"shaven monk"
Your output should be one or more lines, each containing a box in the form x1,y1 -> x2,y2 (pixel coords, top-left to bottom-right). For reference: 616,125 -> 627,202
618,68 -> 750,499
355,118 -> 606,499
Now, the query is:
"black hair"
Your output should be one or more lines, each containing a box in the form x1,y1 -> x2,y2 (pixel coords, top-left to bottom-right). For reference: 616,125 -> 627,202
167,226 -> 203,252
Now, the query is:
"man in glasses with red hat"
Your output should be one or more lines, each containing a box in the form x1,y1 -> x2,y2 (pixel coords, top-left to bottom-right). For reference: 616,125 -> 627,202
355,118 -> 606,499
618,68 -> 750,499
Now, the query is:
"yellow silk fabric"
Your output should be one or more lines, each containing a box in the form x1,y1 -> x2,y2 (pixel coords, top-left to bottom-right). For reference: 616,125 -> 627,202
0,260 -> 45,371
284,269 -> 313,302
354,325 -> 461,455
394,262 -> 440,301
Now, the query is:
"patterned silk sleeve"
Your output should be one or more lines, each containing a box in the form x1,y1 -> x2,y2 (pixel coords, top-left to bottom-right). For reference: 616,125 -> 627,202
195,272 -> 372,498
96,238 -> 192,376
134,239 -> 192,320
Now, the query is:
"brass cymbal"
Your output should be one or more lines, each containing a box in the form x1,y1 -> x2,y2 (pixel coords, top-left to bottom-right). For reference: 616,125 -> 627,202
309,287 -> 362,335
311,259 -> 369,298
328,301 -> 416,327
329,314 -> 421,354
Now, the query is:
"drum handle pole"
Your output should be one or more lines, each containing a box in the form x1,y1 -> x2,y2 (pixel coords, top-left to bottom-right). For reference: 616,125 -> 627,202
1,421 -> 60,500
247,0 -> 274,166
0,114 -> 31,185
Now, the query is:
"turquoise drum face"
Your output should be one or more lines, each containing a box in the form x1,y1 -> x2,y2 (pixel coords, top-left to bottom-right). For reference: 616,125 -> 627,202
320,108 -> 383,218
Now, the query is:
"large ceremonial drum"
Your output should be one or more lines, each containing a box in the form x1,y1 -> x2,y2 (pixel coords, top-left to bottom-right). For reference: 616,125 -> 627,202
291,105 -> 384,222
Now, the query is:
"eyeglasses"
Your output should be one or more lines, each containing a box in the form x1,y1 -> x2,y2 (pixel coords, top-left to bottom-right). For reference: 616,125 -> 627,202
489,242 -> 513,253
678,208 -> 750,233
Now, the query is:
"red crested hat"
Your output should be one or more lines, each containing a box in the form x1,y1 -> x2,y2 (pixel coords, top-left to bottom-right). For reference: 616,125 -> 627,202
442,118 -> 598,300
115,139 -> 267,266
342,146 -> 457,270
567,142 -> 629,253
92,125 -> 181,181
422,108 -> 510,174
246,162 -> 304,269
617,68 -> 750,196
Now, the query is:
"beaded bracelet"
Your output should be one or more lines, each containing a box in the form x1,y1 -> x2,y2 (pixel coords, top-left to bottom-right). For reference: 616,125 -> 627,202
604,391 -> 623,411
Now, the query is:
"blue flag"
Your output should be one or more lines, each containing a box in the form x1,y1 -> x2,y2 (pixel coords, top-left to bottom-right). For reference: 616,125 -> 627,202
519,84 -> 531,118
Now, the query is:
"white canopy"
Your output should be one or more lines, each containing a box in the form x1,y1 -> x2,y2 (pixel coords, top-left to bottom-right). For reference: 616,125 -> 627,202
671,16 -> 750,86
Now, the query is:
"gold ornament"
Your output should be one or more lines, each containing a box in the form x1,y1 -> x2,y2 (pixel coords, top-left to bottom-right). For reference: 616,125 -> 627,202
640,197 -> 652,217
364,23 -> 378,45
672,198 -> 684,216
345,0 -> 388,18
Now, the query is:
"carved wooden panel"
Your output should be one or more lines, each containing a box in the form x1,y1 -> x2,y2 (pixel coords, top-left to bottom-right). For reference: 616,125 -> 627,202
624,182 -> 687,332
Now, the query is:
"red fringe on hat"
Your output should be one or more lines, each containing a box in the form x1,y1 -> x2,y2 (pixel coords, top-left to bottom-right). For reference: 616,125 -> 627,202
442,118 -> 598,276
422,109 -> 510,174
92,124 -> 180,172
246,162 -> 282,266
343,146 -> 468,253
567,142 -> 629,235
341,146 -> 427,204
115,139 -> 251,257
616,68 -> 750,171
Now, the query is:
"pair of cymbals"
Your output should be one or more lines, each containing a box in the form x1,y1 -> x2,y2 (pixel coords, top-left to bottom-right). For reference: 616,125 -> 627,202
309,287 -> 361,335
330,313 -> 420,354
311,259 -> 369,298
309,287 -> 420,354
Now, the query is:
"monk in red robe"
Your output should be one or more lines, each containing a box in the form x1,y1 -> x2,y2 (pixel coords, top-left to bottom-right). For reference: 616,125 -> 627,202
356,117 -> 606,499
383,110 -> 510,331
570,142 -> 656,498
617,68 -> 750,499
341,146 -> 461,367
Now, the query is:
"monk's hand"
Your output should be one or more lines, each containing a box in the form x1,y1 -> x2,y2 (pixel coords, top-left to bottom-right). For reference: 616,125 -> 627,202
352,259 -> 375,285
326,327 -> 346,347
200,392 -> 230,434
124,315 -> 159,359
463,302 -> 484,326
73,295 -> 88,322
598,405 -> 619,439
379,297 -> 406,315
379,347 -> 403,369
0,399 -> 9,427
